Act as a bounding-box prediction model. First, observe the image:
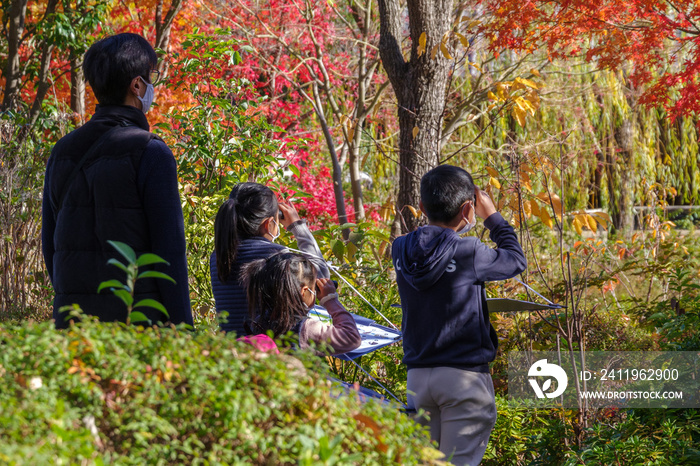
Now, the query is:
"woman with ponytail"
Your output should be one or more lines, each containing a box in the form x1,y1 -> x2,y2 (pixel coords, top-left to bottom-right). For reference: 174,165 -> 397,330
241,252 -> 361,355
210,182 -> 329,334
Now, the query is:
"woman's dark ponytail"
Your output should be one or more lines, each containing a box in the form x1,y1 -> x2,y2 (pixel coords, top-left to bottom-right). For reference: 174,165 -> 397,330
214,183 -> 278,282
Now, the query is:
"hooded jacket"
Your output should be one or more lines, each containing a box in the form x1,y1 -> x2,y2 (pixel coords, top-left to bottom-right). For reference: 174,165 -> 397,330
392,213 -> 527,371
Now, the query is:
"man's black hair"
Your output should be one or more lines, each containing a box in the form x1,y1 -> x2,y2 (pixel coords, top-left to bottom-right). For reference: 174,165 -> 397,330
83,33 -> 157,106
420,165 -> 476,224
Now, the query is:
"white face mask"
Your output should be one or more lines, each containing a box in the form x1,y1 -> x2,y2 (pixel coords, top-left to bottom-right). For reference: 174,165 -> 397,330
138,76 -> 155,114
457,202 -> 476,235
303,287 -> 316,310
269,218 -> 280,242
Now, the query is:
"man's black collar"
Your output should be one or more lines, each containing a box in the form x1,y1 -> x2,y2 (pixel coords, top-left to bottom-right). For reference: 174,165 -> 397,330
93,105 -> 150,131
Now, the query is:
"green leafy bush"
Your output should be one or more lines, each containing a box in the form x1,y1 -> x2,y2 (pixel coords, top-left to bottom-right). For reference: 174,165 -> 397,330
570,409 -> 700,465
0,318 -> 442,464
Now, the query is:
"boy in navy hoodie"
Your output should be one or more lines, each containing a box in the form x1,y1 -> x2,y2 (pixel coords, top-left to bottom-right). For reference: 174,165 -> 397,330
392,165 -> 527,466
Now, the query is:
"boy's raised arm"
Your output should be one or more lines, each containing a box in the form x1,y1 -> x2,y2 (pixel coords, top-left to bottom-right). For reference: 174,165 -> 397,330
473,210 -> 528,283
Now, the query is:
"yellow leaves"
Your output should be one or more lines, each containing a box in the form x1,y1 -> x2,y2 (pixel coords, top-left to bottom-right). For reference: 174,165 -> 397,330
535,192 -> 562,220
585,214 -> 598,233
420,31 -> 464,61
512,76 -> 540,91
520,168 -> 532,192
440,40 -> 453,60
340,114 -> 356,143
412,126 -> 419,139
488,76 -> 542,127
489,177 -> 501,189
530,68 -> 541,77
417,32 -> 427,57
495,82 -> 510,99
513,103 -> 527,127
570,211 -> 610,236
540,207 -> 553,229
460,17 -> 481,30
379,198 -> 395,222
406,205 -> 421,218
455,32 -> 470,48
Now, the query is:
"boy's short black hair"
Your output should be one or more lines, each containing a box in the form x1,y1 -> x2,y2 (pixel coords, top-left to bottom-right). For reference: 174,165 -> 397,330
420,165 -> 475,223
83,33 -> 157,106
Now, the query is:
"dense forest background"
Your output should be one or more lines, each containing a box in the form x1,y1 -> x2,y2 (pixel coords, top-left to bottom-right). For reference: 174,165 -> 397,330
2,0 -> 700,463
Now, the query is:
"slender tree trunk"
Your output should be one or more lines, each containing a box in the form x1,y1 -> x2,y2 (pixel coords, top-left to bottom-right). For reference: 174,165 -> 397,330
349,121 -> 366,221
312,85 -> 350,229
70,49 -> 86,115
155,0 -> 184,78
2,0 -> 29,110
28,43 -> 55,125
613,117 -> 635,233
378,0 -> 454,232
27,0 -> 59,126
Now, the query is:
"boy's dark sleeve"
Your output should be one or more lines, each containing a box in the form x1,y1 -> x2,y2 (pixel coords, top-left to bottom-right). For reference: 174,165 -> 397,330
473,212 -> 527,282
138,139 -> 194,327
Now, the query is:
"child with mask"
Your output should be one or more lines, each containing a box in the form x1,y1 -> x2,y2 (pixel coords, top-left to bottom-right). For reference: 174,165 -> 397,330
210,182 -> 329,335
392,165 -> 527,466
241,252 -> 361,355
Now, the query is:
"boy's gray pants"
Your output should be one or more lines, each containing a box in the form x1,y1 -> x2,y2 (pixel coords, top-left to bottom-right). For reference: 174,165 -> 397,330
407,367 -> 497,466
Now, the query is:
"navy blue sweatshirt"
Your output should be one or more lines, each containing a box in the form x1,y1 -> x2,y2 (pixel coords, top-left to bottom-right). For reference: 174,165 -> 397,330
392,213 -> 527,371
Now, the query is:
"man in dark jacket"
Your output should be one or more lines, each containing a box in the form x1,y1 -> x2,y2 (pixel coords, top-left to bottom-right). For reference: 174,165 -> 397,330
392,165 -> 527,466
42,33 -> 193,329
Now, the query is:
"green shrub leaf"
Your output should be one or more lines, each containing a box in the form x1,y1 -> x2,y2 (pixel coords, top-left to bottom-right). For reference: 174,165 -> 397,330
137,271 -> 176,284
107,258 -> 129,273
136,253 -> 170,267
113,289 -> 133,307
133,299 -> 169,318
128,311 -> 152,325
97,280 -> 126,293
107,240 -> 136,264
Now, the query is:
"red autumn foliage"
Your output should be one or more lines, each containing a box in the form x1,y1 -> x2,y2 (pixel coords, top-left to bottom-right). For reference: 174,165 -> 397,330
480,0 -> 700,119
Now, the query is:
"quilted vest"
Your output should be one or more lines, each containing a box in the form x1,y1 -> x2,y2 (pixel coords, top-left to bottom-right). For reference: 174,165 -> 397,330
47,106 -> 163,328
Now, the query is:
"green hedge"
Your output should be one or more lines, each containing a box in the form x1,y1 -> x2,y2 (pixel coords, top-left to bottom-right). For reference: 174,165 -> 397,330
0,319 -> 443,465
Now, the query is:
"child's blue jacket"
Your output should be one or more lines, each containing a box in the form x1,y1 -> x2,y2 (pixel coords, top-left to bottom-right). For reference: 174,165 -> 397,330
392,213 -> 527,371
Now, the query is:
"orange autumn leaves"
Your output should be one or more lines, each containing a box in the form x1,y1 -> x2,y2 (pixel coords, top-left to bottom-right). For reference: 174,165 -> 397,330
485,163 -> 611,235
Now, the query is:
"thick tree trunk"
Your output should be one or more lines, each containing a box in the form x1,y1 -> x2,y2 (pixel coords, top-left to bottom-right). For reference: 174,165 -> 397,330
378,0 -> 454,232
2,0 -> 29,110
